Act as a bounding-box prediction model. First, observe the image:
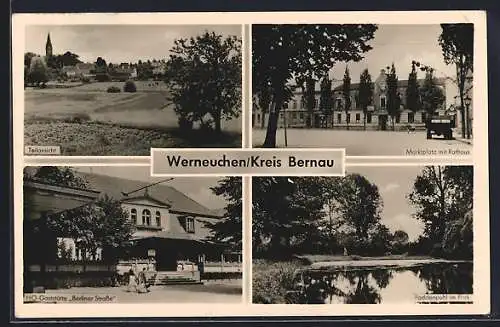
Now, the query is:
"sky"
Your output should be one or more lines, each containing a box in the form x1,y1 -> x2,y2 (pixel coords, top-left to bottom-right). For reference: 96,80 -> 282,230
345,166 -> 426,242
73,166 -> 228,210
25,25 -> 241,63
328,24 -> 455,85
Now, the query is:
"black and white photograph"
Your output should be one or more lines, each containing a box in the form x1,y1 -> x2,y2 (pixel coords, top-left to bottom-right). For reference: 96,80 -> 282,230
23,25 -> 242,155
252,166 -> 473,304
23,166 -> 242,303
252,24 -> 474,156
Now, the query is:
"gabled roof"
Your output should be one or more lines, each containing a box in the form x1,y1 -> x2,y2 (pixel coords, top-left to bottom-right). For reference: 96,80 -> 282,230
78,172 -> 221,219
121,194 -> 172,208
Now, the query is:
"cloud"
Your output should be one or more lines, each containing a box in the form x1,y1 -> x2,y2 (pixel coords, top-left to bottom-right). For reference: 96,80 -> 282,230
382,213 -> 424,242
381,183 -> 400,193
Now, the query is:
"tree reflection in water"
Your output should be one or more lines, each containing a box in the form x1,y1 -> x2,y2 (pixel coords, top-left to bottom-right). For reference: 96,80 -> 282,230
410,263 -> 473,294
287,263 -> 472,304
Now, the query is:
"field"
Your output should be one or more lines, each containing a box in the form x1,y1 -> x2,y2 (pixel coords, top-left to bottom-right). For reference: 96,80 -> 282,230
24,81 -> 242,155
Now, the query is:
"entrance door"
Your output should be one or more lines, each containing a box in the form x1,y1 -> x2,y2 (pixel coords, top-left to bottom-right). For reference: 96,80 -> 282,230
379,115 -> 388,131
155,244 -> 178,271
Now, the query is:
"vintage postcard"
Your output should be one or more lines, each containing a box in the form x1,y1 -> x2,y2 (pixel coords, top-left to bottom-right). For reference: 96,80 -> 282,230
12,11 -> 489,319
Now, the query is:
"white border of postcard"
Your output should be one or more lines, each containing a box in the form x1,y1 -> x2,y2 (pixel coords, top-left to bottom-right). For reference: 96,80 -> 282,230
13,11 -> 489,318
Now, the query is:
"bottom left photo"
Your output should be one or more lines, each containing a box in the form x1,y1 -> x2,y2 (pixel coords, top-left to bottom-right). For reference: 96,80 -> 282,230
22,166 -> 243,304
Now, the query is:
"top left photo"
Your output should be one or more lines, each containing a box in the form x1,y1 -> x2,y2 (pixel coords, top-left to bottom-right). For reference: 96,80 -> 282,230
21,24 -> 243,155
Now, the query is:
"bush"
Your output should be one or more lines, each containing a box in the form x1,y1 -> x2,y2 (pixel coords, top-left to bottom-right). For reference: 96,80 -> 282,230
252,260 -> 303,304
81,76 -> 91,84
107,86 -> 121,93
123,80 -> 137,93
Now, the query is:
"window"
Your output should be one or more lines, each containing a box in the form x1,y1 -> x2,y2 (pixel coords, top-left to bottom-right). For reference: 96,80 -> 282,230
283,102 -> 288,109
380,96 -> 386,108
408,112 -> 415,124
130,208 -> 138,225
421,112 -> 427,123
292,100 -> 297,109
337,113 -> 341,124
301,99 -> 306,109
314,99 -> 319,108
336,98 -> 342,110
186,217 -> 195,233
346,113 -> 351,123
292,112 -> 297,119
367,112 -> 372,124
156,211 -> 161,227
396,113 -> 401,124
299,112 -> 304,120
356,113 -> 361,123
142,209 -> 151,226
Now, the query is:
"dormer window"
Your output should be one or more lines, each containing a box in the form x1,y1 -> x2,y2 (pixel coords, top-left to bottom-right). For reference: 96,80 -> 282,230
186,217 -> 195,233
156,211 -> 161,227
142,209 -> 151,226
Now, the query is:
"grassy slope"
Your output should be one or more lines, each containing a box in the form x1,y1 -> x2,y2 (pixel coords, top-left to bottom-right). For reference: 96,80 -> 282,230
24,83 -> 242,153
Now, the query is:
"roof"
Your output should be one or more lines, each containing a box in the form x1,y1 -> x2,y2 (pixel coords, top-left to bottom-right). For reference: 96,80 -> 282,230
77,172 -> 221,219
333,77 -> 446,92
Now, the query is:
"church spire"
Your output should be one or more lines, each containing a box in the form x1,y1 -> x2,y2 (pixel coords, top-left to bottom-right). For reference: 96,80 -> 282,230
45,33 -> 53,57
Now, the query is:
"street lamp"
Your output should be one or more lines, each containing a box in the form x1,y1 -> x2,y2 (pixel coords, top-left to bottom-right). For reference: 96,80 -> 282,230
464,95 -> 472,139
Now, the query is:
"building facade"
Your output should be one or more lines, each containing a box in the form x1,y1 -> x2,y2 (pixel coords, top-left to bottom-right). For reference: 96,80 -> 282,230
23,170 -> 239,290
253,69 -> 461,131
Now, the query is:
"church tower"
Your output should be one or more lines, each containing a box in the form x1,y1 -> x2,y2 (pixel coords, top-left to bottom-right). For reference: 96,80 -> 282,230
45,33 -> 53,57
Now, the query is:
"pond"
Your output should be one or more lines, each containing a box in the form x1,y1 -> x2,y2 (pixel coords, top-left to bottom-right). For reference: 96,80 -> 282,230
285,262 -> 473,304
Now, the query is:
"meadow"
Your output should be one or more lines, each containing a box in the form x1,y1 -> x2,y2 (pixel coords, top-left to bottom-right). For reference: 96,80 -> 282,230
24,81 -> 242,155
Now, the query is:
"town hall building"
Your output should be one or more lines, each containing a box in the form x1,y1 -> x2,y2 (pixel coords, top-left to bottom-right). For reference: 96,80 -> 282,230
253,68 -> 466,132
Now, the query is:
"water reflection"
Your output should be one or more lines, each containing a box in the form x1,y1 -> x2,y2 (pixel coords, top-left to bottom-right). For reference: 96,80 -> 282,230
285,263 -> 472,304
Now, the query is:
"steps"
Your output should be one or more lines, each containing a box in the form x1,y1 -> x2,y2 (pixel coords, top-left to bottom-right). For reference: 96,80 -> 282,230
147,271 -> 202,286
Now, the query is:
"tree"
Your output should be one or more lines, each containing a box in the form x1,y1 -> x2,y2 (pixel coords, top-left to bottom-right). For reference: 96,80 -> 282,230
58,51 -> 82,67
408,166 -> 473,258
165,32 -> 242,134
253,80 -> 272,128
385,63 -> 400,131
252,177 -> 326,257
342,66 -> 352,130
319,76 -> 334,128
419,69 -> 445,116
95,57 -> 110,82
253,24 -> 378,147
25,166 -> 89,189
333,174 -> 383,239
358,69 -> 373,130
47,194 -> 134,261
28,56 -> 48,86
205,177 -> 242,250
24,52 -> 38,68
301,77 -> 316,128
391,230 -> 409,254
439,23 -> 473,139
406,61 -> 421,113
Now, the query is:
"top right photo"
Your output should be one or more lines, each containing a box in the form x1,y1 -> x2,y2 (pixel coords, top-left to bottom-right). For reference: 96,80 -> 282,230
252,24 -> 474,156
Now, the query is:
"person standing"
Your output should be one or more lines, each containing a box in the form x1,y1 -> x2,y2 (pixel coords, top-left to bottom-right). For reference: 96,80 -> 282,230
126,268 -> 137,292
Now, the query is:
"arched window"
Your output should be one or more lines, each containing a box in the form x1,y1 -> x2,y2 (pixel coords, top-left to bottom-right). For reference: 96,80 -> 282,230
156,211 -> 161,227
142,209 -> 151,226
130,208 -> 138,225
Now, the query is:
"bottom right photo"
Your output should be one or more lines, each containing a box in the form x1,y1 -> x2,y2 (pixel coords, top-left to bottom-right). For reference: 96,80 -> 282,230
252,165 -> 473,304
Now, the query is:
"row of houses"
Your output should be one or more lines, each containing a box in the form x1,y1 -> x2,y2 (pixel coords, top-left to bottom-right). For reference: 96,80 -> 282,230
252,68 -> 469,132
23,169 -> 240,290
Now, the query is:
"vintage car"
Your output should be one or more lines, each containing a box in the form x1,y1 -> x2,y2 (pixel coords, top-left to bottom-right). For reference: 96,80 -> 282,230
426,115 -> 454,140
